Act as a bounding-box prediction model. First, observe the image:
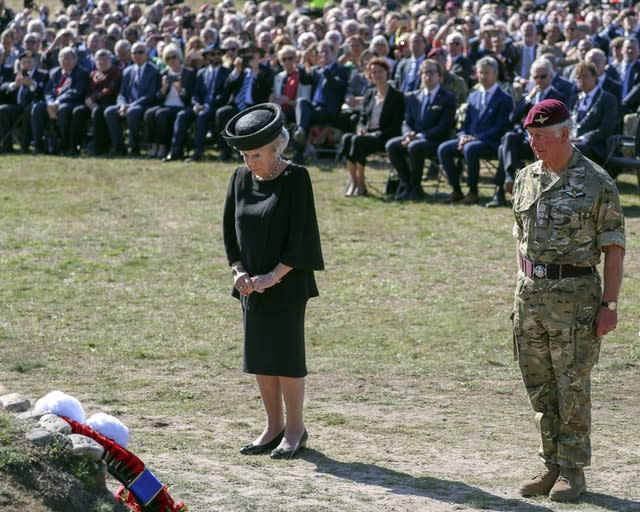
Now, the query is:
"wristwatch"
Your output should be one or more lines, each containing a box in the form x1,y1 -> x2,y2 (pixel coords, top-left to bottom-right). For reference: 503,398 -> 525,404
601,300 -> 618,311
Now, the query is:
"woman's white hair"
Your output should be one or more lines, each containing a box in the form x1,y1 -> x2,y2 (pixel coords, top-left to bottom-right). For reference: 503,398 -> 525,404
271,128 -> 290,156
162,42 -> 183,63
370,34 -> 389,53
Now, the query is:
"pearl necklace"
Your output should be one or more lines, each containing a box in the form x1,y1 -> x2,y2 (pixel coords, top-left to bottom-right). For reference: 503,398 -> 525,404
254,156 -> 288,181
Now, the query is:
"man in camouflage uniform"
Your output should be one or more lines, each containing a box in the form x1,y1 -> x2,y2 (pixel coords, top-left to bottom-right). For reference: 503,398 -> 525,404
512,99 -> 625,502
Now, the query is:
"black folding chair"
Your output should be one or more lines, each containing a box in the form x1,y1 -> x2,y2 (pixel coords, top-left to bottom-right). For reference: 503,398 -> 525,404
0,105 -> 31,152
605,129 -> 640,197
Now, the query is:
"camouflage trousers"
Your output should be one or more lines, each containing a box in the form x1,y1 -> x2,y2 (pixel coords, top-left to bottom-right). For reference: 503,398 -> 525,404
513,272 -> 602,468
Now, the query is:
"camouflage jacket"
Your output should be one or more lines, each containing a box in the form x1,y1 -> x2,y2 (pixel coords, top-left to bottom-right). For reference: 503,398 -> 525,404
512,149 -> 625,266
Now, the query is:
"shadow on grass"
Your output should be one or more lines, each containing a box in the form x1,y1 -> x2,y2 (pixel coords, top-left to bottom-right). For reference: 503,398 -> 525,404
301,449 -> 554,512
580,492 -> 640,512
622,205 -> 640,218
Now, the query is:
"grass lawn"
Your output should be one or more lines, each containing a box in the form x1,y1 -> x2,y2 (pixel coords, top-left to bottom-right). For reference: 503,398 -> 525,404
1,155 -> 639,511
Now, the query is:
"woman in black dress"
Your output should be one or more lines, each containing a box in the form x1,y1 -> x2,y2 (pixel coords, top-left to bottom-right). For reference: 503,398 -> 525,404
222,103 -> 324,460
340,57 -> 404,196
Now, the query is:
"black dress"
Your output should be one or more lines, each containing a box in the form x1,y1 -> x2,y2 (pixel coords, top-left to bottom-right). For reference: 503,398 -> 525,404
223,163 -> 324,377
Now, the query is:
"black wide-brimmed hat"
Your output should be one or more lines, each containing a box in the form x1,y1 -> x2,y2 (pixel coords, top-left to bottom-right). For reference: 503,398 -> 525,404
222,103 -> 284,151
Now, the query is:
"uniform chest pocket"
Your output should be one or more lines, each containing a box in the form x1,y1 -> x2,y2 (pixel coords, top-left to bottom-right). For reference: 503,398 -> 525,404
549,197 -> 593,233
513,194 -> 538,233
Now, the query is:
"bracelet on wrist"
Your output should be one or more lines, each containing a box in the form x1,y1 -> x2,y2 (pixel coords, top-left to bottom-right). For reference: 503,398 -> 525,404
270,271 -> 280,284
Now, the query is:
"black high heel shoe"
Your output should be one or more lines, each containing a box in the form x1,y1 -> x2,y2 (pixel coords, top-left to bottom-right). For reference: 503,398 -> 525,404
239,430 -> 285,455
270,430 -> 308,460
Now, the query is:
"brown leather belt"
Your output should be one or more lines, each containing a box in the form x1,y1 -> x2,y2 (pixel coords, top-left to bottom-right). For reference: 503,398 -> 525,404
520,257 -> 595,279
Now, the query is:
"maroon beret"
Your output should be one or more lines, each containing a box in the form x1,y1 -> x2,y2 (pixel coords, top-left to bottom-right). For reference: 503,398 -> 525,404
523,99 -> 570,129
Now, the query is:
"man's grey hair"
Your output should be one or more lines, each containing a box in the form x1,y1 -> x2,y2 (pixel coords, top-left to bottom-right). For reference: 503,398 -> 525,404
58,47 -> 78,62
552,118 -> 573,136
531,58 -> 553,76
115,39 -> 131,53
131,41 -> 147,54
446,31 -> 464,45
476,55 -> 498,73
95,48 -> 113,59
585,47 -> 606,63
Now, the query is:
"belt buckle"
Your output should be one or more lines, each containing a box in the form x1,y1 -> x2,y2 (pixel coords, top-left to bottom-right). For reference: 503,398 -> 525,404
533,264 -> 547,278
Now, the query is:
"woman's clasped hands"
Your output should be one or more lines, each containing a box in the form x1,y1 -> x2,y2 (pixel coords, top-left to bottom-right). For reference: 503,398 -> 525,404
233,267 -> 278,296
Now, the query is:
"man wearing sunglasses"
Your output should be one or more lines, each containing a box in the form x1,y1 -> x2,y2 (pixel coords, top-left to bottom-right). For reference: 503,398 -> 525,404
269,46 -> 311,125
488,58 -> 564,208
445,32 -> 472,88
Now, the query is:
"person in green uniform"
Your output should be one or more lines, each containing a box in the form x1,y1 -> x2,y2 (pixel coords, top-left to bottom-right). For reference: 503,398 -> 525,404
222,103 -> 324,460
512,99 -> 625,501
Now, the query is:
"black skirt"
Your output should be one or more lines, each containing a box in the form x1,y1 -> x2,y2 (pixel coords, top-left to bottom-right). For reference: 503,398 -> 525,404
242,301 -> 307,378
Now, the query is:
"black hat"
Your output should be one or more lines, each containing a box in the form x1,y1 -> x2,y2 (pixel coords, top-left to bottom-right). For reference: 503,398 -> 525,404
222,103 -> 284,151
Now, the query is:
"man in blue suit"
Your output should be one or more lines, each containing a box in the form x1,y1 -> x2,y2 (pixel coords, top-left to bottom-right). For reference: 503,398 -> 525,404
31,47 -> 89,155
570,62 -> 619,166
541,53 -> 572,104
585,49 -> 622,105
488,58 -> 565,207
619,37 -> 640,114
386,59 -> 456,201
437,56 -> 513,205
104,41 -> 160,156
394,32 -> 427,92
165,45 -> 231,162
292,40 -> 350,163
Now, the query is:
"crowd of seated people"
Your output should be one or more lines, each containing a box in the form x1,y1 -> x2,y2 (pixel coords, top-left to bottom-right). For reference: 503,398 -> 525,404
0,0 -> 638,205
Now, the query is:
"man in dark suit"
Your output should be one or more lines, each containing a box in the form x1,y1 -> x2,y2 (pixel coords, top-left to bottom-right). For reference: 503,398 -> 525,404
437,56 -> 513,205
488,59 -> 564,207
214,43 -> 274,161
31,47 -> 89,155
585,48 -> 622,105
0,51 -> 47,153
394,32 -> 427,93
445,31 -> 473,88
619,37 -> 640,114
40,29 -> 75,71
292,40 -> 350,163
514,22 -> 550,91
585,12 -> 610,56
165,45 -> 231,162
104,41 -> 160,156
386,59 -> 456,201
617,9 -> 640,44
540,53 -> 573,104
489,27 -> 519,84
570,61 -> 619,166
